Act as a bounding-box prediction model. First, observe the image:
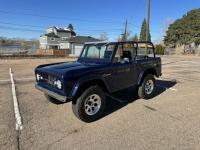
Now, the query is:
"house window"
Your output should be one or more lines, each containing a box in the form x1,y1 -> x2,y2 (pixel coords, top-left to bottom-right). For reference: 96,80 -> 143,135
61,37 -> 68,41
50,37 -> 55,41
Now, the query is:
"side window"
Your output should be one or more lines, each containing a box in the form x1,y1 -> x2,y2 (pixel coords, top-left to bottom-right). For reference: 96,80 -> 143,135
137,43 -> 154,58
104,44 -> 115,59
114,43 -> 136,63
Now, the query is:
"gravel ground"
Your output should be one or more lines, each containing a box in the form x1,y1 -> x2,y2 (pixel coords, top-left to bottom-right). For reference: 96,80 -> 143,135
0,56 -> 200,150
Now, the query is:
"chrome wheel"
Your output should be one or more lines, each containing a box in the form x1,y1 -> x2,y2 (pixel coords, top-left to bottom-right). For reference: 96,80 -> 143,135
84,94 -> 101,116
145,79 -> 154,95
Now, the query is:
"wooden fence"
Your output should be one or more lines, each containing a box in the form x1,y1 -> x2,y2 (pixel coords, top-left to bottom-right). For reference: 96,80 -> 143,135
36,49 -> 70,56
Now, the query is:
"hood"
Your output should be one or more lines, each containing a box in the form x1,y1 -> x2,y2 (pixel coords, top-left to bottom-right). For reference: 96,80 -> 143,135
36,61 -> 104,77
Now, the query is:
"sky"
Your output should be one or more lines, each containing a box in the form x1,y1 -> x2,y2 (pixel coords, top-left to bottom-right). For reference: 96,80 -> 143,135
0,0 -> 199,42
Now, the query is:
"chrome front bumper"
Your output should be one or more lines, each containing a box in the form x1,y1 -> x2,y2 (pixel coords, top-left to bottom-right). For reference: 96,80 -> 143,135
35,84 -> 67,102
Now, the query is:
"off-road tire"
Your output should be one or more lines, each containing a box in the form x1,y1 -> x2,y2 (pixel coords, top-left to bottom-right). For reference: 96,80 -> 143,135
72,86 -> 106,122
138,74 -> 155,99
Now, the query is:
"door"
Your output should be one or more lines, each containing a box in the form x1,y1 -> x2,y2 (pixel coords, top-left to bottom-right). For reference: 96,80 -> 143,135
111,62 -> 136,91
105,42 -> 137,92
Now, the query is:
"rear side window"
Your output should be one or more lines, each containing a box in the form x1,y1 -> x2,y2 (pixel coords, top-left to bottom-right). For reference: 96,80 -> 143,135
137,43 -> 154,58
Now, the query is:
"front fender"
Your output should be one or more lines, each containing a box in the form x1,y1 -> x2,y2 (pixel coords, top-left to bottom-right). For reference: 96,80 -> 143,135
70,74 -> 110,99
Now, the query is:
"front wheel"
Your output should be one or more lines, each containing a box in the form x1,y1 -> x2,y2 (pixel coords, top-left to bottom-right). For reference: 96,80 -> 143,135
72,86 -> 106,122
138,74 -> 156,99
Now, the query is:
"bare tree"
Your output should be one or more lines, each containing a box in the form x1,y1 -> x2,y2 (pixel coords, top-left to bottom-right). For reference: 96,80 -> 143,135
119,31 -> 131,42
129,34 -> 138,41
99,32 -> 108,41
162,19 -> 174,35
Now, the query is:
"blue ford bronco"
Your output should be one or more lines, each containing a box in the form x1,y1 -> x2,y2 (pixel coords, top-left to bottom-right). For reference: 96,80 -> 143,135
35,41 -> 161,122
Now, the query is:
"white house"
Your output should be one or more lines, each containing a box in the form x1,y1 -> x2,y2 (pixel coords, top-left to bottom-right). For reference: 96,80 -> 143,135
39,25 -> 99,56
39,26 -> 76,50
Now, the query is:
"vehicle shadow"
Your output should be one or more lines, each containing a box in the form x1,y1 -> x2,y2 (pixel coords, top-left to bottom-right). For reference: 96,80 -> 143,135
103,79 -> 177,117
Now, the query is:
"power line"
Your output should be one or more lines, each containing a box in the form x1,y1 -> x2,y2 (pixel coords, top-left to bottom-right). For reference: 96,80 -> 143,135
0,9 -> 144,37
0,21 -> 161,37
0,21 -> 124,32
0,9 -> 137,28
0,25 -> 162,39
0,25 -> 123,35
0,25 -> 43,33
79,29 -> 123,32
79,31 -> 122,34
0,9 -> 132,25
0,21 -> 46,29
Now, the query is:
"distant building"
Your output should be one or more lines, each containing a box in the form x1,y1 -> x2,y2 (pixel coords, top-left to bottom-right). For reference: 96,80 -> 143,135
40,26 -> 76,50
39,25 -> 99,56
69,36 -> 100,56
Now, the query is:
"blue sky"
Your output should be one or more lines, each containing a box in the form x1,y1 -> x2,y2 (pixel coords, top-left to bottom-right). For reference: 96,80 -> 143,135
0,0 -> 199,42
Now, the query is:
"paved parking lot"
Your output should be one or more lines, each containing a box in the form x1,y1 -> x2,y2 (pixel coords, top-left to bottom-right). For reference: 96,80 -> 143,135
0,56 -> 200,150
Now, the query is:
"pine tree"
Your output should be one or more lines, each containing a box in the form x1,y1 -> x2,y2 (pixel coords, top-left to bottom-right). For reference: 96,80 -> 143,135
67,24 -> 74,31
139,19 -> 151,41
164,8 -> 200,47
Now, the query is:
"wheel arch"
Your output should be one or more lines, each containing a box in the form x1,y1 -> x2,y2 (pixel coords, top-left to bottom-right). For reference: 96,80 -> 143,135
71,78 -> 109,104
137,68 -> 158,86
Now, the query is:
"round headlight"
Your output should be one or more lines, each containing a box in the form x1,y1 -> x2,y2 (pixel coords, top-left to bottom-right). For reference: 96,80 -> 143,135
36,74 -> 40,81
56,80 -> 62,89
54,80 -> 57,85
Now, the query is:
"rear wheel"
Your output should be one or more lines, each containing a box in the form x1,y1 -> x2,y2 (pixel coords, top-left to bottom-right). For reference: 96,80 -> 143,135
72,86 -> 106,122
138,74 -> 155,99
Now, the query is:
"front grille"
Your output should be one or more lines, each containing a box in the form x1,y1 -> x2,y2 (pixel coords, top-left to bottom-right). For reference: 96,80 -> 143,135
40,72 -> 48,80
39,72 -> 57,86
47,75 -> 57,85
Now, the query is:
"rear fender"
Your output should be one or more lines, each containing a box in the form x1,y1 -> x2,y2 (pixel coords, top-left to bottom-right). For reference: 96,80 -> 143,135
137,68 -> 158,86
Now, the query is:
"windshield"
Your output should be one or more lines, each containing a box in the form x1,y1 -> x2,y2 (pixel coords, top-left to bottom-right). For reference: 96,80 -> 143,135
79,43 -> 116,60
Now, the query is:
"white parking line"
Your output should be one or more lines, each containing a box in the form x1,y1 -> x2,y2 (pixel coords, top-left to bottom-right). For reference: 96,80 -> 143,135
0,79 -> 10,83
15,77 -> 34,81
15,77 -> 35,83
9,68 -> 23,130
0,77 -> 35,84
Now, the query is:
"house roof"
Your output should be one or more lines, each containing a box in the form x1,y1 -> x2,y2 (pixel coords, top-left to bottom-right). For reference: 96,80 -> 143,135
43,33 -> 59,38
40,26 -> 76,37
69,36 -> 99,44
56,28 -> 70,32
55,27 -> 76,36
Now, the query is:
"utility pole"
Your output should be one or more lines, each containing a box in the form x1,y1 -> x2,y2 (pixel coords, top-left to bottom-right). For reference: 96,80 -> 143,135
145,0 -> 150,55
122,19 -> 128,41
146,0 -> 150,42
